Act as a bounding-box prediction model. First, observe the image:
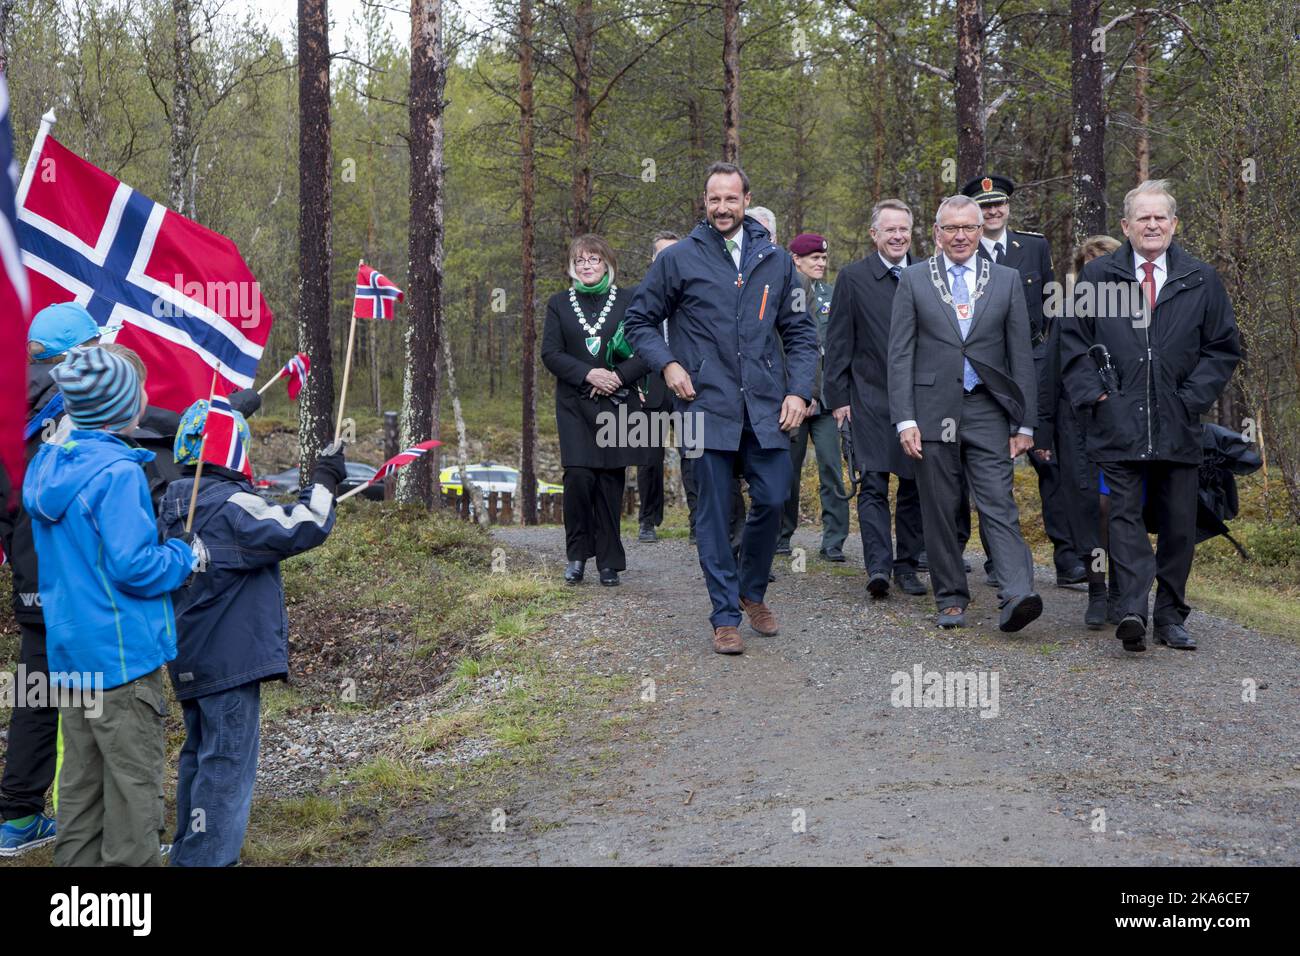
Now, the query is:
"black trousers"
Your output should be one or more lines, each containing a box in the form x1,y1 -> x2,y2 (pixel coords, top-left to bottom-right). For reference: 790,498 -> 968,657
1103,460 -> 1198,626
858,472 -> 924,576
1029,454 -> 1085,574
0,620 -> 58,821
636,446 -> 665,529
681,454 -> 744,548
562,466 -> 627,571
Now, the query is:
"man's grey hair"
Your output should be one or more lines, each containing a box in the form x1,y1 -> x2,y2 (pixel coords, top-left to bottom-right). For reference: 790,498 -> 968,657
1123,179 -> 1177,220
870,198 -> 913,230
934,194 -> 984,225
749,206 -> 776,240
650,230 -> 679,259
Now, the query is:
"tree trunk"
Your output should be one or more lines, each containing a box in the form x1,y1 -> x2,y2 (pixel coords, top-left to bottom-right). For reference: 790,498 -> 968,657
519,0 -> 539,524
1069,0 -> 1106,243
170,0 -> 193,215
571,0 -> 594,235
686,44 -> 707,222
955,0 -> 984,185
366,14 -> 382,417
871,26 -> 887,203
0,0 -> 17,77
441,319 -> 481,522
721,0 -> 741,163
399,0 -> 447,506
487,307 -> 496,397
297,0 -> 334,480
1134,13 -> 1151,182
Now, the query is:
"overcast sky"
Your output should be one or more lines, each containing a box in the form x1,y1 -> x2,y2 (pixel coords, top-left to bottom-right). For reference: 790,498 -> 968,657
237,0 -> 497,53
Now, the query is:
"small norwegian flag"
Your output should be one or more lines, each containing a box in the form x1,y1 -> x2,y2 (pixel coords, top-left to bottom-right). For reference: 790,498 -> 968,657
370,440 -> 441,484
278,351 -> 311,400
353,264 -> 403,320
200,394 -> 252,479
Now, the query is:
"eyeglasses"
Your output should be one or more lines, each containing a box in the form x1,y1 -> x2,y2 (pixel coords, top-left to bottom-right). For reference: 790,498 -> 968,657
574,256 -> 603,267
938,224 -> 982,236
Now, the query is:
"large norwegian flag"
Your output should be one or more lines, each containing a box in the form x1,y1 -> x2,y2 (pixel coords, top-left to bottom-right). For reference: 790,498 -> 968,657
353,263 -> 403,320
16,129 -> 272,413
200,394 -> 252,479
0,76 -> 31,492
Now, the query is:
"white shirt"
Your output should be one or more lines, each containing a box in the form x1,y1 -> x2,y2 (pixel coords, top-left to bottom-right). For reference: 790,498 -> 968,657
896,251 -> 1032,437
980,230 -> 1008,261
879,251 -> 907,272
1134,250 -> 1168,302
724,226 -> 743,270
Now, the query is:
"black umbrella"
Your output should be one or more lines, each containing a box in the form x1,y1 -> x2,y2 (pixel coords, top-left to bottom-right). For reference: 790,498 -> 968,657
1191,422 -> 1262,557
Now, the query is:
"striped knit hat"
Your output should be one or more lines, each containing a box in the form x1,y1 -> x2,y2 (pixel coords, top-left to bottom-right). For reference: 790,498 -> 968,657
48,346 -> 142,433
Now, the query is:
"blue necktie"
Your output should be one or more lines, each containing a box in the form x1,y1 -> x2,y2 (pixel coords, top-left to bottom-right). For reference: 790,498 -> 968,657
889,265 -> 901,280
950,265 -> 981,392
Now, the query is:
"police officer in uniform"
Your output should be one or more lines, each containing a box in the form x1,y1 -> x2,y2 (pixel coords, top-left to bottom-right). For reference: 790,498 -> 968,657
960,174 -> 1087,587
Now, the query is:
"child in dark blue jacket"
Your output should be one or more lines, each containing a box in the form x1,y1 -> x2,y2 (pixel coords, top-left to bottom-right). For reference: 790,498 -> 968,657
158,401 -> 346,866
23,346 -> 203,866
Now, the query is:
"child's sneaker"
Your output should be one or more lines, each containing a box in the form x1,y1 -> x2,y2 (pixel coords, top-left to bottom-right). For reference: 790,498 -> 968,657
0,813 -> 57,857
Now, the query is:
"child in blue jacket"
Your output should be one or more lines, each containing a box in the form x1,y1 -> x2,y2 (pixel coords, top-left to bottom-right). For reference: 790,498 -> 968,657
158,401 -> 346,866
23,346 -> 204,866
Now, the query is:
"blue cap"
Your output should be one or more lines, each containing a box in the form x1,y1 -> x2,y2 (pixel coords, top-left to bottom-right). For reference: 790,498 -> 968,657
28,302 -> 102,361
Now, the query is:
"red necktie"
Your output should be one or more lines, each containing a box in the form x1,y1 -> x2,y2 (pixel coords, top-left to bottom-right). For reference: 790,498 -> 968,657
1141,261 -> 1157,313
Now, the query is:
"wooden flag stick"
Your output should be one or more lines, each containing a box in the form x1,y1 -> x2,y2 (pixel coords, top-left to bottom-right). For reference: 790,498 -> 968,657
185,365 -> 221,533
335,480 -> 370,503
256,372 -> 282,396
334,258 -> 364,442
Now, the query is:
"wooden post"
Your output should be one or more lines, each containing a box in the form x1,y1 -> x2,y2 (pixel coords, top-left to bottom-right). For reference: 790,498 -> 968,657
184,366 -> 221,533
334,258 -> 364,443
501,491 -> 514,525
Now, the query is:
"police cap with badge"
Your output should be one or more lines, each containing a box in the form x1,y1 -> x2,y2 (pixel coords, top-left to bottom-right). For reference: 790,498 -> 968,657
959,174 -> 1054,344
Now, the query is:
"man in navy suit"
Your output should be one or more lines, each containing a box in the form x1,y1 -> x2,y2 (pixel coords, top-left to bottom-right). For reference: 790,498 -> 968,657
624,162 -> 818,655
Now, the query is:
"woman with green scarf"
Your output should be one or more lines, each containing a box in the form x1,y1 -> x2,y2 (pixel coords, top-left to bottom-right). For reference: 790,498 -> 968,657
541,234 -> 652,586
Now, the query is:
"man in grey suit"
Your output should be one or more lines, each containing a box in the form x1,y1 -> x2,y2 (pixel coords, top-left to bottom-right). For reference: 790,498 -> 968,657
888,195 -> 1044,631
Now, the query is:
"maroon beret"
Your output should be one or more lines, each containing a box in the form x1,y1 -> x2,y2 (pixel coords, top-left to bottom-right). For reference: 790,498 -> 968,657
788,233 -> 828,257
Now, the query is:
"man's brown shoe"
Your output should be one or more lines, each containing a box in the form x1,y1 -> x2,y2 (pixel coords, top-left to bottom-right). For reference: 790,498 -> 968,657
713,625 -> 745,655
739,597 -> 779,636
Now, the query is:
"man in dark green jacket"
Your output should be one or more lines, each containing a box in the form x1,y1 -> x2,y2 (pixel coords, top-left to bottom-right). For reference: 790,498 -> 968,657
777,232 -> 848,561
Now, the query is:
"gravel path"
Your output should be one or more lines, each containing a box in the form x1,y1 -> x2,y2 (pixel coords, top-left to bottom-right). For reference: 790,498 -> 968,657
431,525 -> 1299,866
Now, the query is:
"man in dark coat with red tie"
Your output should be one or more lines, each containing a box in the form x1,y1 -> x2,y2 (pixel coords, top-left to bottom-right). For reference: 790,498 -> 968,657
1060,179 -> 1241,653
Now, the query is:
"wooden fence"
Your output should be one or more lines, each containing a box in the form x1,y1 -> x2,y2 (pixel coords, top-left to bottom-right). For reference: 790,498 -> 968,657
437,487 -> 639,526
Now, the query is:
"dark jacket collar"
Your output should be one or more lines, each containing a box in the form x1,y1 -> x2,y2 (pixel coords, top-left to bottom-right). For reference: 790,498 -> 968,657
182,463 -> 251,486
691,215 -> 776,266
27,363 -> 58,409
867,250 -> 913,281
1101,239 -> 1199,282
